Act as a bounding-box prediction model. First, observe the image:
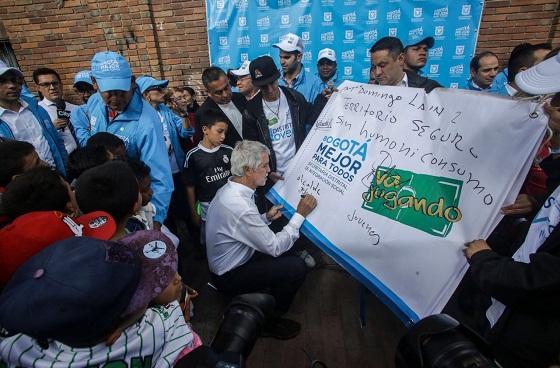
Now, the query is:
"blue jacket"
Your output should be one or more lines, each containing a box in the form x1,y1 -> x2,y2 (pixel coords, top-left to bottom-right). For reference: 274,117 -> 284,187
156,104 -> 194,170
71,89 -> 174,223
279,66 -> 322,103
0,95 -> 68,176
466,79 -> 507,96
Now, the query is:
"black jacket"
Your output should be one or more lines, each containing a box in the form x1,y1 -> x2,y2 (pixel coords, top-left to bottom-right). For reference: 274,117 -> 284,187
242,86 -> 311,173
195,92 -> 246,148
405,69 -> 442,92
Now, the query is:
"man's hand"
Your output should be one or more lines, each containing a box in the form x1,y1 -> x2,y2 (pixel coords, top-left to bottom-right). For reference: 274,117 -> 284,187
321,87 -> 338,99
153,221 -> 162,231
266,204 -> 283,222
268,172 -> 284,184
463,239 -> 491,260
501,194 -> 537,215
53,118 -> 68,130
296,194 -> 317,217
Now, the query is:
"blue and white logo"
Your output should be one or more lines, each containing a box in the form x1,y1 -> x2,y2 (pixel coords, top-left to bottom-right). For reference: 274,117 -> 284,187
237,35 -> 250,47
219,37 -> 228,46
321,31 -> 334,42
240,53 -> 249,62
278,0 -> 291,6
455,25 -> 470,38
323,12 -> 332,22
302,51 -> 312,62
343,11 -> 357,25
450,83 -> 459,89
218,55 -> 231,65
258,0 -> 268,7
281,15 -> 290,26
362,68 -> 371,79
301,31 -> 310,41
342,49 -> 355,61
454,45 -> 465,56
260,34 -> 269,44
434,25 -> 444,38
449,64 -> 464,75
388,28 -> 398,37
235,0 -> 248,9
387,9 -> 401,22
461,5 -> 471,16
429,46 -> 443,58
345,30 -> 354,40
413,8 -> 422,18
429,64 -> 439,74
364,30 -> 378,41
409,27 -> 423,40
217,0 -> 225,9
257,16 -> 270,28
368,10 -> 377,20
238,17 -> 247,27
344,66 -> 352,76
214,19 -> 228,30
433,6 -> 448,19
298,14 -> 312,25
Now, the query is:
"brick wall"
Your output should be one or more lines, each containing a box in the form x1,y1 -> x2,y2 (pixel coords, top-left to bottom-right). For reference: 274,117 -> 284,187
0,0 -> 558,104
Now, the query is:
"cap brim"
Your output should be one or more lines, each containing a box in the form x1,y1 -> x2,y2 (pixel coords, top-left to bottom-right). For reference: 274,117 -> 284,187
252,70 -> 281,87
515,55 -> 560,95
73,78 -> 93,87
95,77 -> 132,92
75,211 -> 116,239
230,69 -> 250,76
273,43 -> 301,53
406,36 -> 435,49
0,67 -> 24,78
318,57 -> 336,62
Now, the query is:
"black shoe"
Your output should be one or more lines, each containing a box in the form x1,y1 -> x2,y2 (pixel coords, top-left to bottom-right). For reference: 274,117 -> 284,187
260,318 -> 301,340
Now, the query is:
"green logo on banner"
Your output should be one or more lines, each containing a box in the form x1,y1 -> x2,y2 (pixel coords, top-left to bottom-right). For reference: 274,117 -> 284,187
361,166 -> 463,237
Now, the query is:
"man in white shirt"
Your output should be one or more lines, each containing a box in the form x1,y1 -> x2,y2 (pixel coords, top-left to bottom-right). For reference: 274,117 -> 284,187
33,67 -> 78,154
206,140 -> 317,340
0,66 -> 67,175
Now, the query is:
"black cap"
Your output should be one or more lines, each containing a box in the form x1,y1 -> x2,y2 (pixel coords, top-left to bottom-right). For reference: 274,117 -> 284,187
249,56 -> 281,87
406,36 -> 435,49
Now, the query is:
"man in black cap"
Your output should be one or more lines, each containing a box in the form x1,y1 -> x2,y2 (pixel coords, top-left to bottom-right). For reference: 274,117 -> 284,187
242,55 -> 317,269
370,36 -> 441,92
404,36 -> 435,75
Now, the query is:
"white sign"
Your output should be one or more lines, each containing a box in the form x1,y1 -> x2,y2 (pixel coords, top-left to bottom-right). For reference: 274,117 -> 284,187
268,81 -> 547,321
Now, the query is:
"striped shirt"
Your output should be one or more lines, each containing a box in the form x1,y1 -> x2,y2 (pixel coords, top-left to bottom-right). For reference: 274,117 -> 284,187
0,301 -> 194,368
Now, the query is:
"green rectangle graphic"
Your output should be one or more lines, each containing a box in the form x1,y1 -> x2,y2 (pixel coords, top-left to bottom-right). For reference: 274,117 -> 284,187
361,167 -> 463,237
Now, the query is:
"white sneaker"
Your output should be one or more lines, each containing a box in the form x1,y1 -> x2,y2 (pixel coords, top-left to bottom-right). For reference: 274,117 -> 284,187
297,249 -> 316,268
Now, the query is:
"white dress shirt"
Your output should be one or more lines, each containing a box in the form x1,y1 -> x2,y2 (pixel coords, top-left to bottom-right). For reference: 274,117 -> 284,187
206,179 -> 305,275
217,101 -> 243,138
0,99 -> 55,166
38,98 -> 78,153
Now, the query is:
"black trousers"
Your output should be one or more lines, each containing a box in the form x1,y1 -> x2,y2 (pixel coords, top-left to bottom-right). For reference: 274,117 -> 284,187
211,252 -> 307,316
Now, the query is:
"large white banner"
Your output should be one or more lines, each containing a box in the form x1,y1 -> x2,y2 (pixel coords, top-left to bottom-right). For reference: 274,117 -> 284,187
267,81 -> 548,323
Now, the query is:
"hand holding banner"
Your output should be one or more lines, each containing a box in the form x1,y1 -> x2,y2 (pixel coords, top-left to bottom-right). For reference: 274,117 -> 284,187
268,81 -> 548,322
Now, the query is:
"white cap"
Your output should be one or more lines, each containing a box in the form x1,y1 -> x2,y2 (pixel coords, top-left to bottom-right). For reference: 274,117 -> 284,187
0,59 -> 23,78
318,48 -> 336,62
515,53 -> 560,95
273,33 -> 303,53
230,60 -> 250,76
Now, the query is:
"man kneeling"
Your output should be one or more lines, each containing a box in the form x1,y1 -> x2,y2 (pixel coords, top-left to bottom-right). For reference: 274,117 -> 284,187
206,140 -> 317,339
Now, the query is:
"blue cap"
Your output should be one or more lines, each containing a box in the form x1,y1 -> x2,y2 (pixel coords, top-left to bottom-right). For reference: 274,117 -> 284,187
73,70 -> 93,87
90,51 -> 132,92
136,75 -> 169,94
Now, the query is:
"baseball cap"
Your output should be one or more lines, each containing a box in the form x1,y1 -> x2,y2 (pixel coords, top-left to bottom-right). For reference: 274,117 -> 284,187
406,36 -> 435,49
230,60 -> 251,77
0,236 -> 141,346
273,33 -> 304,53
249,56 -> 281,87
0,210 -> 116,285
0,59 -> 23,78
90,51 -> 133,92
136,75 -> 169,94
73,70 -> 93,87
118,230 -> 178,315
515,53 -> 560,95
0,230 -> 178,346
318,48 -> 336,62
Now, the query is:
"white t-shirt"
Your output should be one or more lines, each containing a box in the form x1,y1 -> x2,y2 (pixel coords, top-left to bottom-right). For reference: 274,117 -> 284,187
217,101 -> 243,138
0,301 -> 195,368
0,99 -> 55,167
157,111 -> 180,174
262,89 -> 296,175
39,98 -> 78,154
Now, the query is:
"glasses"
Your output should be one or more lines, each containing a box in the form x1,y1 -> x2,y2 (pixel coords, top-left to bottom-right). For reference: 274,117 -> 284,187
37,81 -> 60,88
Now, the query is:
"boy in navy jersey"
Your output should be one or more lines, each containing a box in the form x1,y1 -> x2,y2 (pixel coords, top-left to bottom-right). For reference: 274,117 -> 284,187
184,109 -> 233,245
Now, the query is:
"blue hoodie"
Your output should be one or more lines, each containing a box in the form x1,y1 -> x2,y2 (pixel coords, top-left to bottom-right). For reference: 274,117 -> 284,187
0,95 -> 68,176
155,104 -> 194,170
71,90 -> 173,223
279,66 -> 322,103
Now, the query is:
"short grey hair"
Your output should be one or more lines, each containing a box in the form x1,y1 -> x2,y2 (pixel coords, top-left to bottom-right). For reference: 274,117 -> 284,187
231,140 -> 270,177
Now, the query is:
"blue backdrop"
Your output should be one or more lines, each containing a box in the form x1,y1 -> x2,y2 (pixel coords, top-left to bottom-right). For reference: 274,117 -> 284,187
205,0 -> 484,88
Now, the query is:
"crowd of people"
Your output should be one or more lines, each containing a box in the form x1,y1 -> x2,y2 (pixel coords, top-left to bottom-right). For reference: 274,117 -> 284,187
0,29 -> 559,367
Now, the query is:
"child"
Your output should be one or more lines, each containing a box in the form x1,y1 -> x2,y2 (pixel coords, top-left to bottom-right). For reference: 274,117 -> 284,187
75,161 -> 141,240
67,145 -> 111,181
0,230 -> 201,367
184,109 -> 233,245
127,159 -> 180,248
0,140 -> 45,191
1,167 -> 77,221
87,131 -> 127,160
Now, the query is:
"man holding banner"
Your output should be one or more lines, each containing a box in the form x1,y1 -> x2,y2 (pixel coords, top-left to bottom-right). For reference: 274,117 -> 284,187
370,36 -> 441,92
464,53 -> 560,368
